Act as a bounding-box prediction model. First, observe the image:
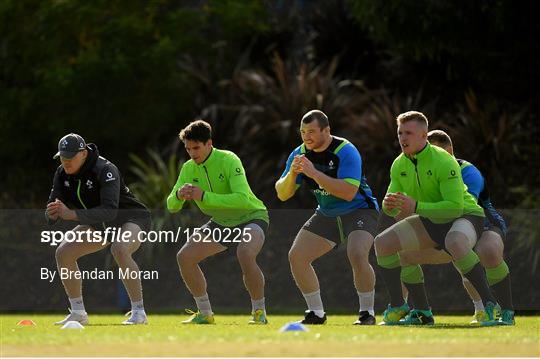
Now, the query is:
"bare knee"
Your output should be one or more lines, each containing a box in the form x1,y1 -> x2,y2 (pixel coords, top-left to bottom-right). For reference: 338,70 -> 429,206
374,232 -> 394,256
347,245 -> 370,265
444,232 -> 470,257
177,247 -> 191,266
348,250 -> 369,266
476,234 -> 504,267
111,244 -> 132,261
288,246 -> 308,266
237,247 -> 257,269
55,245 -> 69,263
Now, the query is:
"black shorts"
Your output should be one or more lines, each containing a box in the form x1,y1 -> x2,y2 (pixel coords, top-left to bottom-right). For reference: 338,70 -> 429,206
199,219 -> 269,247
98,215 -> 152,242
419,215 -> 484,250
301,208 -> 378,245
376,212 -> 397,235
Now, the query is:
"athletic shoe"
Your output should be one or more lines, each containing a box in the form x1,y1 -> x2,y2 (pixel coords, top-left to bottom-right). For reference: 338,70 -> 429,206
54,308 -> 88,326
472,302 -> 499,326
353,311 -> 376,325
181,309 -> 215,324
248,309 -> 268,324
498,309 -> 515,326
470,310 -> 487,326
380,303 -> 410,325
396,309 -> 434,325
300,310 -> 327,325
122,310 -> 148,325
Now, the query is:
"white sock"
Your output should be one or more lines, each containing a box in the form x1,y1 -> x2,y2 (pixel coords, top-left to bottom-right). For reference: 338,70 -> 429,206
194,293 -> 213,316
131,300 -> 145,312
251,297 -> 266,313
69,296 -> 86,313
358,290 -> 375,316
473,299 -> 485,312
303,290 -> 324,318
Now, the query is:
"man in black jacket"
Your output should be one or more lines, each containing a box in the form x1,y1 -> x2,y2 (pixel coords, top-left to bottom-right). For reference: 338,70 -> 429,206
45,133 -> 151,325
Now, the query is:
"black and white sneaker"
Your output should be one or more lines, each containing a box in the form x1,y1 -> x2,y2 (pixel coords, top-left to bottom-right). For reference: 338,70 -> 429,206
300,310 -> 327,325
353,311 -> 376,325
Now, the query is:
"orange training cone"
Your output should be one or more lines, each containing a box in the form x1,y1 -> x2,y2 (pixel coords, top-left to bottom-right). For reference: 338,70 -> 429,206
17,319 -> 36,326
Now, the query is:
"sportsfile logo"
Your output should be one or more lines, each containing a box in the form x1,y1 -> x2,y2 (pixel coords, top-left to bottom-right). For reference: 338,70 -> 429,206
40,227 -> 253,246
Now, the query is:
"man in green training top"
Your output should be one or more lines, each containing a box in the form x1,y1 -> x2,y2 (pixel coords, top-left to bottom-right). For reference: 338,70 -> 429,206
375,111 -> 499,326
167,120 -> 269,325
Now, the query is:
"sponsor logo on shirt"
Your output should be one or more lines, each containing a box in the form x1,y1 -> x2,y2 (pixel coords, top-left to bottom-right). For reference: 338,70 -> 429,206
218,173 -> 225,181
86,180 -> 93,189
193,178 -> 199,183
400,171 -> 407,177
314,188 -> 331,196
64,181 -> 70,187
427,170 -> 433,176
105,172 -> 116,182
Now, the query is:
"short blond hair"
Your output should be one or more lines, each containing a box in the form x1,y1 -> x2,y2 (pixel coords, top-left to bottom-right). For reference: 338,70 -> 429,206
396,111 -> 429,128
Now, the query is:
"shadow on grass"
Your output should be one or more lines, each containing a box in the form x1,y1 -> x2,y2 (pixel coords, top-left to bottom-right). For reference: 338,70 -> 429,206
427,324 -> 494,329
85,323 -> 126,327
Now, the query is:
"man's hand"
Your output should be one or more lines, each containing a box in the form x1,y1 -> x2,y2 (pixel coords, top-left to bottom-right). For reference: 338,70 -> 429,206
391,192 -> 417,220
55,199 -> 78,221
177,184 -> 204,201
177,184 -> 193,200
290,155 -> 303,175
190,185 -> 204,201
296,155 -> 318,178
46,199 -> 61,220
383,193 -> 401,211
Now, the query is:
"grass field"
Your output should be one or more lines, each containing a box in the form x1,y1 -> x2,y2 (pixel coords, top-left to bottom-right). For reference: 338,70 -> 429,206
1,313 -> 539,357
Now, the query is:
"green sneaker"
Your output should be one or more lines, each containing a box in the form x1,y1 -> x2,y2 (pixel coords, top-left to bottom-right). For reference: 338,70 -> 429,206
396,309 -> 434,325
470,310 -> 488,326
380,303 -> 410,325
498,309 -> 515,326
476,302 -> 499,327
470,302 -> 501,326
181,309 -> 215,324
248,309 -> 268,324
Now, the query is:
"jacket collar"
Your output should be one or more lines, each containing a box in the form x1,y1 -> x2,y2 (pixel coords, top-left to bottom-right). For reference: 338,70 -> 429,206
408,142 -> 430,161
197,147 -> 216,166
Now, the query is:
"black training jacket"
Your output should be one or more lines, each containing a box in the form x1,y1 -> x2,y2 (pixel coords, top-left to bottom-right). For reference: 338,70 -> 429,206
46,143 -> 150,228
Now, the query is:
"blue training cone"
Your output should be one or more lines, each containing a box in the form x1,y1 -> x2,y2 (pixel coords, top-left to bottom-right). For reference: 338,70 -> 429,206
279,322 -> 309,332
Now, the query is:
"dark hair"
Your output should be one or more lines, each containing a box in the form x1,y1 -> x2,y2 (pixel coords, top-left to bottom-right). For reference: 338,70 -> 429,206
428,129 -> 453,148
301,110 -> 329,129
179,120 -> 212,143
